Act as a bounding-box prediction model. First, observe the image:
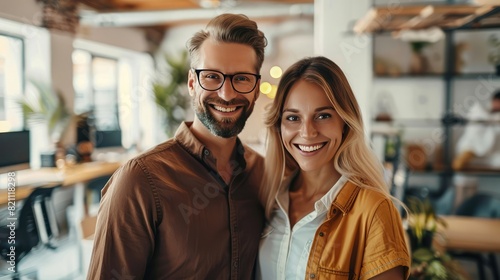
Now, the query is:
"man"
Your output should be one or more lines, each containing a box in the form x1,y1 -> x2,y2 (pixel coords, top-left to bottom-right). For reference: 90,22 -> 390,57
87,13 -> 267,279
453,90 -> 500,170
452,90 -> 500,208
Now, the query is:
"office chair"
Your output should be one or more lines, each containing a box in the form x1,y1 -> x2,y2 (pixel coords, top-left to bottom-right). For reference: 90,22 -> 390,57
452,193 -> 500,280
0,185 -> 61,279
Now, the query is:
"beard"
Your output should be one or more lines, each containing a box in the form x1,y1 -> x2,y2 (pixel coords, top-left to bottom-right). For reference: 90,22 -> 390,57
193,96 -> 255,138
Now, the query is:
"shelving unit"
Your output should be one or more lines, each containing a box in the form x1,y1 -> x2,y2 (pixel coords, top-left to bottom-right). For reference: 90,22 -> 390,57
355,2 -> 500,207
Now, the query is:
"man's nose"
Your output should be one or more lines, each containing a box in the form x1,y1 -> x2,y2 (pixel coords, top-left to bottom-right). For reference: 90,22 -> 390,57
218,77 -> 238,101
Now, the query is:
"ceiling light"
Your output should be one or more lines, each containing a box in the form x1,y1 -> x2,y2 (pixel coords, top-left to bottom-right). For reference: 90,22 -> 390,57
198,0 -> 221,8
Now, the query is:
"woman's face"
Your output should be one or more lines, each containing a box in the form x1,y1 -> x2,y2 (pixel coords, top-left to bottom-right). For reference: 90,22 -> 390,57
280,79 -> 345,173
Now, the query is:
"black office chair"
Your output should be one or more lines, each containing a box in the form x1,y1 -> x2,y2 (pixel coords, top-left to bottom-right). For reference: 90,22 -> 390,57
0,185 -> 61,279
452,193 -> 500,280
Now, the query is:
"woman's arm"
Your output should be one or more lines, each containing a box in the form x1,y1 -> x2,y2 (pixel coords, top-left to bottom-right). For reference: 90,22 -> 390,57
369,266 -> 405,280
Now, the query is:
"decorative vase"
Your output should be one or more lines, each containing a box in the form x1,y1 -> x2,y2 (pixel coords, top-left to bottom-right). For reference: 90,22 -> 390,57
28,117 -> 54,169
409,51 -> 429,75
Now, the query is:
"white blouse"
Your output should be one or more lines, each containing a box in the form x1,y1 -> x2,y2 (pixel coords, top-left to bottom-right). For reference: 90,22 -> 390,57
256,175 -> 348,280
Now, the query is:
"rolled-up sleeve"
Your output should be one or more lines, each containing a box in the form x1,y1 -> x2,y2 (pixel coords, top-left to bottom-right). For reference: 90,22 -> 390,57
360,199 -> 410,280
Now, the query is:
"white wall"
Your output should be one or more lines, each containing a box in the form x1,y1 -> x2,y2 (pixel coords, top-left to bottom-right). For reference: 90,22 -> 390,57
314,0 -> 373,133
76,25 -> 150,53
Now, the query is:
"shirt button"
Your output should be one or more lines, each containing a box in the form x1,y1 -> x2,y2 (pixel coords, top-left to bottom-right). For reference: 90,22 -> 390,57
310,273 -> 316,278
204,150 -> 210,156
319,232 -> 324,237
332,209 -> 337,214
233,261 -> 238,268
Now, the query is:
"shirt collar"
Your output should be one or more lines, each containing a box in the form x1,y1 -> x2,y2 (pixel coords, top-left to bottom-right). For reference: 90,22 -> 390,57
314,175 -> 348,214
174,121 -> 247,171
275,172 -> 348,215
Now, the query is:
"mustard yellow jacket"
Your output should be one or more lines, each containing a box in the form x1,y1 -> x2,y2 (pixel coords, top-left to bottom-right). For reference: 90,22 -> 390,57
304,181 -> 410,280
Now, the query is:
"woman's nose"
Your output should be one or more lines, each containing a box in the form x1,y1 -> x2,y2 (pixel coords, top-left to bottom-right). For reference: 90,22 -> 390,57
300,120 -> 318,138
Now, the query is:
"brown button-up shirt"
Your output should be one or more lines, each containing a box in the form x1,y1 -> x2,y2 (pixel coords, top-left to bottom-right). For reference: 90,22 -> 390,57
87,122 -> 265,280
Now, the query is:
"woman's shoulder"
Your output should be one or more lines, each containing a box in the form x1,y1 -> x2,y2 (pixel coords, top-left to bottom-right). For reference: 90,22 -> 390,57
343,181 -> 395,212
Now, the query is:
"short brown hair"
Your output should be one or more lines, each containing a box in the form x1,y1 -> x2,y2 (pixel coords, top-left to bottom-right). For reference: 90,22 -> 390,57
186,13 -> 267,73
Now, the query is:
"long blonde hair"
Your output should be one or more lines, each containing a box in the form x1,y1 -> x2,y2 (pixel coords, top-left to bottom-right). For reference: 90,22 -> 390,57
262,56 -> 390,218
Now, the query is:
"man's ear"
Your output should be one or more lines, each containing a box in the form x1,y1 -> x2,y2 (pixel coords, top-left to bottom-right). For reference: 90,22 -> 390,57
254,80 -> 261,102
188,70 -> 196,97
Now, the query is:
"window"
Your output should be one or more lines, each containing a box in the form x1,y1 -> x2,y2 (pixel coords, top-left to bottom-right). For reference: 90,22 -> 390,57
0,33 -> 24,132
73,39 -> 156,150
73,50 -> 119,131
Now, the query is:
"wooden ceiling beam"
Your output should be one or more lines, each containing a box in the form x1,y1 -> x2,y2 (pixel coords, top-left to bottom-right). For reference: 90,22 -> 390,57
354,4 -> 500,33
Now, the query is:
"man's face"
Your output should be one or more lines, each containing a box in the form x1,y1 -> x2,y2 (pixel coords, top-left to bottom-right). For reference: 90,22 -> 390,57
188,38 -> 260,138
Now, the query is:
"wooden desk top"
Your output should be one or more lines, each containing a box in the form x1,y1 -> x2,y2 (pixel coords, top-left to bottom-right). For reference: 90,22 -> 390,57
0,161 -> 122,206
435,216 -> 500,253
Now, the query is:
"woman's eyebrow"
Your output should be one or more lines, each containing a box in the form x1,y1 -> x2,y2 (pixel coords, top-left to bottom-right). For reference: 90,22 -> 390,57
283,106 -> 335,113
315,106 -> 335,112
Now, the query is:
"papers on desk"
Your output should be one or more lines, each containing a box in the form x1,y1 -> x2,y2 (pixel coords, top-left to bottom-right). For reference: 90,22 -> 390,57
0,169 -> 64,189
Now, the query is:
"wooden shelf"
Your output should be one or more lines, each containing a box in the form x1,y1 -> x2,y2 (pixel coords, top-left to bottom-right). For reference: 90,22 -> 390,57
374,73 -> 500,78
354,5 -> 500,33
409,167 -> 500,176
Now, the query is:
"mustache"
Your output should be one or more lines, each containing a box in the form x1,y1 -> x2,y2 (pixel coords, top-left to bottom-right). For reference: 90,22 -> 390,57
204,97 -> 249,107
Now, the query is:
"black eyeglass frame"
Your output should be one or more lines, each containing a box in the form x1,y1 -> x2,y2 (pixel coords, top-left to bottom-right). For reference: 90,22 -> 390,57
193,69 -> 261,94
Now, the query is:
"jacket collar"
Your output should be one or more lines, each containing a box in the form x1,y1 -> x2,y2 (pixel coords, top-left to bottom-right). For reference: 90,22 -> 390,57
328,181 -> 360,219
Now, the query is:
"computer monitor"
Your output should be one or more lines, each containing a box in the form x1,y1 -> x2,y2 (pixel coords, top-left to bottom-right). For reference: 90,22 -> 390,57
94,130 -> 122,148
0,130 -> 30,172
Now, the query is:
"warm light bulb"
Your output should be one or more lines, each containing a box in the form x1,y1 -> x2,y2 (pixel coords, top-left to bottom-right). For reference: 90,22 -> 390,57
270,66 -> 282,79
267,85 -> 277,99
260,82 -> 272,94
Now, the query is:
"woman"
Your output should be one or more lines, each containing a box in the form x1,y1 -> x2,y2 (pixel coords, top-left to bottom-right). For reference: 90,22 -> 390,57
258,56 -> 410,280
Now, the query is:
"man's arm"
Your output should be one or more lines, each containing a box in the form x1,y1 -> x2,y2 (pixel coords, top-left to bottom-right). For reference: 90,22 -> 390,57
87,160 -> 158,279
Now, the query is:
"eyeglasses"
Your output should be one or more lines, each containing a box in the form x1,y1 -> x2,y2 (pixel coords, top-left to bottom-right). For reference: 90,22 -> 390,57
193,69 -> 261,94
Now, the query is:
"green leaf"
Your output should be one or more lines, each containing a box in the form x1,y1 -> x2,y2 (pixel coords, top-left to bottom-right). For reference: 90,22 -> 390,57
413,248 -> 434,262
152,50 -> 190,137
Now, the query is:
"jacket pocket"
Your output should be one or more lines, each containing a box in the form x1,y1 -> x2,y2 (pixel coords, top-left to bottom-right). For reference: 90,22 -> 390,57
317,267 -> 355,280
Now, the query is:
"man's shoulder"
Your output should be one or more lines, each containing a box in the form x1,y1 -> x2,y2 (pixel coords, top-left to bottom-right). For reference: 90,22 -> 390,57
134,138 -> 181,162
241,142 -> 264,168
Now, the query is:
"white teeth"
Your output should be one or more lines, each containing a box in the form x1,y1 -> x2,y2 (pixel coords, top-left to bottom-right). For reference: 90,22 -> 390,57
298,144 -> 324,152
213,105 -> 237,112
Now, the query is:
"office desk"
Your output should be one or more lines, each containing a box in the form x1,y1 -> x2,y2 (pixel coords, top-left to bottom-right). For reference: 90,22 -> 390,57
0,161 -> 122,206
435,216 -> 500,253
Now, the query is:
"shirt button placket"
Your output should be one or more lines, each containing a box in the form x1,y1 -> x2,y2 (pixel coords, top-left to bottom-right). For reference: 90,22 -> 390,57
310,273 -> 316,278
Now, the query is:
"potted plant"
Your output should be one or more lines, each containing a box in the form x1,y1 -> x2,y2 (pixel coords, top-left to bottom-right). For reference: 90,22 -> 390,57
396,27 -> 444,74
19,80 -> 72,143
487,34 -> 500,75
18,80 -> 75,168
152,50 -> 191,138
406,197 -> 469,280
